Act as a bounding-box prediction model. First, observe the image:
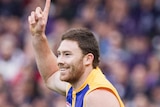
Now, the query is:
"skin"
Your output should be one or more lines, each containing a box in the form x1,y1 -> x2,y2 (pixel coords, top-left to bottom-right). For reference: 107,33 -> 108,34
57,40 -> 85,83
28,0 -> 120,106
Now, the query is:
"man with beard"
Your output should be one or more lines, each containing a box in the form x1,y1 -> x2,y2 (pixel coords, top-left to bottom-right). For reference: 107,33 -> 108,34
28,0 -> 124,107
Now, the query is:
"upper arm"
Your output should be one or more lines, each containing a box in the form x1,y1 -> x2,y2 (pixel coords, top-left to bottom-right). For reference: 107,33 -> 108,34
85,89 -> 120,107
46,71 -> 67,96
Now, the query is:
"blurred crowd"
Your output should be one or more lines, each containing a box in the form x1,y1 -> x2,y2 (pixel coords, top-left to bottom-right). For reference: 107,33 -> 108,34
0,0 -> 160,107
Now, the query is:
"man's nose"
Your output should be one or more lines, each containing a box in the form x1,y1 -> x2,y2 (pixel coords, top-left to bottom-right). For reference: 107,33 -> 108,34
57,55 -> 65,64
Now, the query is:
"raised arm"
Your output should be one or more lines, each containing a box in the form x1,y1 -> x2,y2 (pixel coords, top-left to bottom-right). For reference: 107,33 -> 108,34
28,0 -> 66,95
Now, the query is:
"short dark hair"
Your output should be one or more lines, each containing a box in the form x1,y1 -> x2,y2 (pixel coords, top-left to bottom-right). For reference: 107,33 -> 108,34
61,28 -> 100,68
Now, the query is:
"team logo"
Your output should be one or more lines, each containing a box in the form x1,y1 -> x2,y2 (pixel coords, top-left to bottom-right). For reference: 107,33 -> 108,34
66,102 -> 71,107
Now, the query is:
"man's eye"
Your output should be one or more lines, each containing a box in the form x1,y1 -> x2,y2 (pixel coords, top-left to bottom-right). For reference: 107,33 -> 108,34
65,53 -> 70,56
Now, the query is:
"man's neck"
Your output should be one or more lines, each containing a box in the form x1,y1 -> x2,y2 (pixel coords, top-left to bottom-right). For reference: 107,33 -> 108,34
72,66 -> 93,91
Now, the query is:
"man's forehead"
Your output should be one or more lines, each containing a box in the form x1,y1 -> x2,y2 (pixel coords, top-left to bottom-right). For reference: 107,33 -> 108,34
57,40 -> 80,52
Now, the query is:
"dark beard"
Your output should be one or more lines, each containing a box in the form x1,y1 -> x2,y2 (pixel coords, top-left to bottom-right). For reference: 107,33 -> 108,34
67,60 -> 85,84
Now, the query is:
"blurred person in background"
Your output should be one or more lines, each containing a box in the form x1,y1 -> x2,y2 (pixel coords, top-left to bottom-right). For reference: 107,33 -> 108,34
125,92 -> 150,107
149,81 -> 160,106
0,74 -> 16,107
106,0 -> 136,35
0,0 -> 23,17
0,34 -> 26,84
125,64 -> 148,100
52,95 -> 66,107
106,60 -> 129,100
124,34 -> 151,71
146,54 -> 160,89
129,0 -> 157,38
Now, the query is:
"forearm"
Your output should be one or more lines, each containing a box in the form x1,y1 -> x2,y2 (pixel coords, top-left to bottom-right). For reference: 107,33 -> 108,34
32,34 -> 59,82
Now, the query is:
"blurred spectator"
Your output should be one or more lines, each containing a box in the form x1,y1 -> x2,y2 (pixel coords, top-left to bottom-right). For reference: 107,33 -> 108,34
125,64 -> 148,100
125,92 -> 150,107
149,81 -> 160,105
146,54 -> 160,89
130,0 -> 160,38
0,34 -> 26,83
0,0 -> 24,17
125,34 -> 151,70
106,0 -> 136,35
53,95 -> 66,107
106,60 -> 129,99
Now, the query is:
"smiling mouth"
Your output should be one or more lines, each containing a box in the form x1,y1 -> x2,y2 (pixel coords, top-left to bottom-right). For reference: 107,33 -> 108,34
59,66 -> 70,71
59,68 -> 68,76
60,68 -> 66,71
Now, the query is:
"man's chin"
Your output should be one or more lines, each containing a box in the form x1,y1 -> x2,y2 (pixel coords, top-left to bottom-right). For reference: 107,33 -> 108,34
60,76 -> 68,82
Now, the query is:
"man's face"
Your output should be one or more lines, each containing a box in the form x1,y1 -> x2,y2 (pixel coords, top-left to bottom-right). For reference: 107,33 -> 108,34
57,40 -> 85,83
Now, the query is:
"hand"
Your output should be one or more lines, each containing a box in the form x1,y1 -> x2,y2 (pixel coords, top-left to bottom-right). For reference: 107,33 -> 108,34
28,0 -> 50,37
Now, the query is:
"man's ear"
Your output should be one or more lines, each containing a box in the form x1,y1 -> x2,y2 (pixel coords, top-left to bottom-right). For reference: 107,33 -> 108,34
83,53 -> 94,66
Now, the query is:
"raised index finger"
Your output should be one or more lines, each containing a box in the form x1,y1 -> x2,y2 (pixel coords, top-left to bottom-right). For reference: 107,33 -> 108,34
43,0 -> 51,22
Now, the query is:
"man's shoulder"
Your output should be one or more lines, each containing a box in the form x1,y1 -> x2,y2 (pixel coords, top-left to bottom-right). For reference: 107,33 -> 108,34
85,88 -> 120,107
